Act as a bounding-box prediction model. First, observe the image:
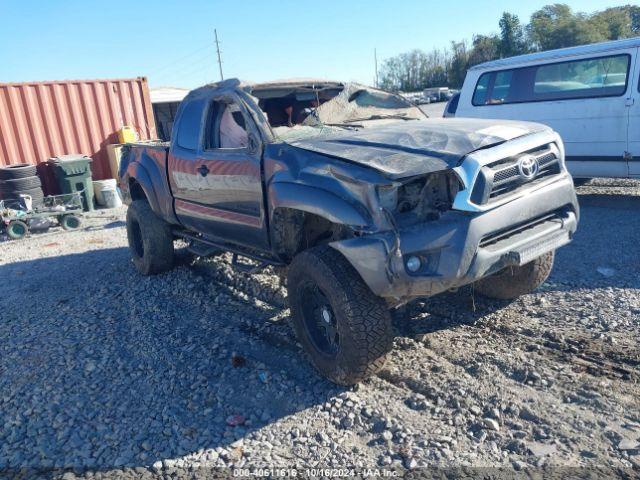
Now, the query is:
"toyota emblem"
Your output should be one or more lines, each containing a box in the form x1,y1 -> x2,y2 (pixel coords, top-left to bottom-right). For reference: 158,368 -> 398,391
518,155 -> 539,180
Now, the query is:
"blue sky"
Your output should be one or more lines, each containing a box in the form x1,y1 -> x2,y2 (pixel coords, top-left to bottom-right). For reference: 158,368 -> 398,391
1,0 -> 621,89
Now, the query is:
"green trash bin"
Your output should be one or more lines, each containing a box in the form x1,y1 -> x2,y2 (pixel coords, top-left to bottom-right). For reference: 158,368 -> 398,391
49,155 -> 95,211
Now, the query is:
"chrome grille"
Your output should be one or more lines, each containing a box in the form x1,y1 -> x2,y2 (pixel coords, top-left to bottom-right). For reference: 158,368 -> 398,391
471,144 -> 562,205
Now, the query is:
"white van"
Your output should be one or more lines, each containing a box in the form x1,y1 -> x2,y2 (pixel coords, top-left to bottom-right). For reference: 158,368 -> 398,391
452,37 -> 640,179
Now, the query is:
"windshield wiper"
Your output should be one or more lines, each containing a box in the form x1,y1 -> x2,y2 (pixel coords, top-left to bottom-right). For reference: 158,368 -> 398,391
344,114 -> 416,123
322,123 -> 363,130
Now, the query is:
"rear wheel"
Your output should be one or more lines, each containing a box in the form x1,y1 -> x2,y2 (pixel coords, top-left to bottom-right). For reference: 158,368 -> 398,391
287,246 -> 393,385
474,251 -> 555,300
6,220 -> 28,240
126,200 -> 174,275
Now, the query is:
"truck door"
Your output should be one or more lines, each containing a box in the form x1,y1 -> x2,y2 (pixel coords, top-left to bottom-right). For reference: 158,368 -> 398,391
628,48 -> 640,176
168,94 -> 269,249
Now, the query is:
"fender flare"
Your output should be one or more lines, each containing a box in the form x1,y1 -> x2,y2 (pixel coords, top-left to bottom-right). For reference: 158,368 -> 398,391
268,182 -> 371,227
126,163 -> 161,214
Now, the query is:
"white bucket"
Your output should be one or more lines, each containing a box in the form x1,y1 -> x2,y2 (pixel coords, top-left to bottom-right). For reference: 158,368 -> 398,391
102,188 -> 123,208
93,179 -> 122,208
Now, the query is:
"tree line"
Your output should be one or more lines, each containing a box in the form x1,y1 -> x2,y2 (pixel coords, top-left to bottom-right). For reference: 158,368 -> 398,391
378,3 -> 640,91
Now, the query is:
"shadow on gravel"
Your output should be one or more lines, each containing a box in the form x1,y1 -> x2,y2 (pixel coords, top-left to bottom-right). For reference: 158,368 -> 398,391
0,247 -> 343,472
102,220 -> 126,230
393,286 -> 512,340
553,193 -> 640,291
391,289 -> 509,339
577,194 -> 640,210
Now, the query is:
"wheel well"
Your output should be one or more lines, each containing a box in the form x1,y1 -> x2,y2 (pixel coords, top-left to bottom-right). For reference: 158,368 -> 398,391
129,179 -> 147,201
271,208 -> 354,262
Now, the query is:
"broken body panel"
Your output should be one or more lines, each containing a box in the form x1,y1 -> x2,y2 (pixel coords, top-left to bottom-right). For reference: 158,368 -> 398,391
119,78 -> 579,302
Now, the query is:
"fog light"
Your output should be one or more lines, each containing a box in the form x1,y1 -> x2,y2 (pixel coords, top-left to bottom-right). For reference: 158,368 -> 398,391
406,256 -> 422,273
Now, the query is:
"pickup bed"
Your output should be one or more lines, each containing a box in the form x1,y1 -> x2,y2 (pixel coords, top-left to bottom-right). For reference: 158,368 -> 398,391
120,78 -> 579,385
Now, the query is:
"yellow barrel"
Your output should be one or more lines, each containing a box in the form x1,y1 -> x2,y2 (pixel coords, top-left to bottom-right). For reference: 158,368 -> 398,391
118,126 -> 137,144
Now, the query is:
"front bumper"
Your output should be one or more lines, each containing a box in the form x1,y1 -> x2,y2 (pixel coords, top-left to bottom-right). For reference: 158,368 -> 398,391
330,174 -> 579,300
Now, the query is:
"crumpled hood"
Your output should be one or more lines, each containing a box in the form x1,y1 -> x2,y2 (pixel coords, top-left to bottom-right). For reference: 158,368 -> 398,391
290,118 -> 549,179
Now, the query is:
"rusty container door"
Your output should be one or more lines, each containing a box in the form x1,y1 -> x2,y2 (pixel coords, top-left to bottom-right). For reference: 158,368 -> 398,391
0,77 -> 156,180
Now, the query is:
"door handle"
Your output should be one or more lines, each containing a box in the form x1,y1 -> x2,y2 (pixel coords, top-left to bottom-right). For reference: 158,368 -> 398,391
197,165 -> 209,177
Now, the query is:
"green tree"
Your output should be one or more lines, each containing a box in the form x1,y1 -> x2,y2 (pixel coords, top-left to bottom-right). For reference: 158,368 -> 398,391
632,5 -> 640,33
589,6 -> 640,39
528,4 -> 606,51
468,34 -> 500,67
447,41 -> 470,88
378,48 -> 450,92
498,12 -> 528,57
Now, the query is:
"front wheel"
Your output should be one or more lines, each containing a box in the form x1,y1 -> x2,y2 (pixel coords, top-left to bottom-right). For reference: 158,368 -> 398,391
474,251 -> 555,300
287,246 -> 393,385
126,200 -> 174,275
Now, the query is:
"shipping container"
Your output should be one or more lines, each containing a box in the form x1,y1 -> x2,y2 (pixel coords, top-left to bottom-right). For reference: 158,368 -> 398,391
150,87 -> 188,141
0,77 -> 156,180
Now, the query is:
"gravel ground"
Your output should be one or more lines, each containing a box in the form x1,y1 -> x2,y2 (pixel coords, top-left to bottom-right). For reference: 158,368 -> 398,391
0,179 -> 639,478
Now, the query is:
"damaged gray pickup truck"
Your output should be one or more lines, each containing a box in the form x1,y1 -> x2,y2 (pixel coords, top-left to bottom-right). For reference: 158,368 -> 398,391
119,78 -> 579,385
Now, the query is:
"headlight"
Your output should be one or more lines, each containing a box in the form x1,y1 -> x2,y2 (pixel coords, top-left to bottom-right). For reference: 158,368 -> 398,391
380,171 -> 462,224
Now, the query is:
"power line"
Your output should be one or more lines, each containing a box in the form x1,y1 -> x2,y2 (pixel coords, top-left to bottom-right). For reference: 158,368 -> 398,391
146,43 -> 213,76
151,50 -> 213,82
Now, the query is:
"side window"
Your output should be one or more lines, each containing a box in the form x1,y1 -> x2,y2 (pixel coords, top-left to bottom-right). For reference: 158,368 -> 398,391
473,70 -> 514,105
490,70 -> 513,104
473,73 -> 490,106
473,54 -> 630,107
205,100 -> 249,150
533,54 -> 629,100
176,99 -> 205,150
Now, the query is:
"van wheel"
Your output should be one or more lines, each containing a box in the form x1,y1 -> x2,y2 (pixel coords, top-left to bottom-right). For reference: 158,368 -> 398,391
474,251 -> 554,300
126,200 -> 174,275
287,246 -> 393,385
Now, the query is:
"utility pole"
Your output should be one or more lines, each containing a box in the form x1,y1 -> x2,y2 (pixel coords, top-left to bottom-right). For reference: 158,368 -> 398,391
214,29 -> 224,81
374,48 -> 378,88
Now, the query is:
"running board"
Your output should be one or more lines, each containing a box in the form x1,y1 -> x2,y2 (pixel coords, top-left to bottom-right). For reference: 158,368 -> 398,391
176,231 -> 284,272
186,241 -> 220,257
231,253 -> 269,274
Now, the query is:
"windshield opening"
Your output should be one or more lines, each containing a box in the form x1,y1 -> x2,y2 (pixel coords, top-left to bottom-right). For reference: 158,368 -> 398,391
249,82 -> 425,142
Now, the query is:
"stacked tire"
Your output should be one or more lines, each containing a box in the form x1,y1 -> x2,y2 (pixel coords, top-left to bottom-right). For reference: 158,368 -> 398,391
0,164 -> 44,207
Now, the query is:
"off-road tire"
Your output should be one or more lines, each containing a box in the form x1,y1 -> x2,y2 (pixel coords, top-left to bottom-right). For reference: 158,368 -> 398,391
287,245 -> 393,385
0,164 -> 37,180
126,200 -> 174,275
474,251 -> 555,300
0,176 -> 42,193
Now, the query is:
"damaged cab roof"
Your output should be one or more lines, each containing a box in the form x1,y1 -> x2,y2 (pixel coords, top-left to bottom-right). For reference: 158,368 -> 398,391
195,78 -> 549,179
